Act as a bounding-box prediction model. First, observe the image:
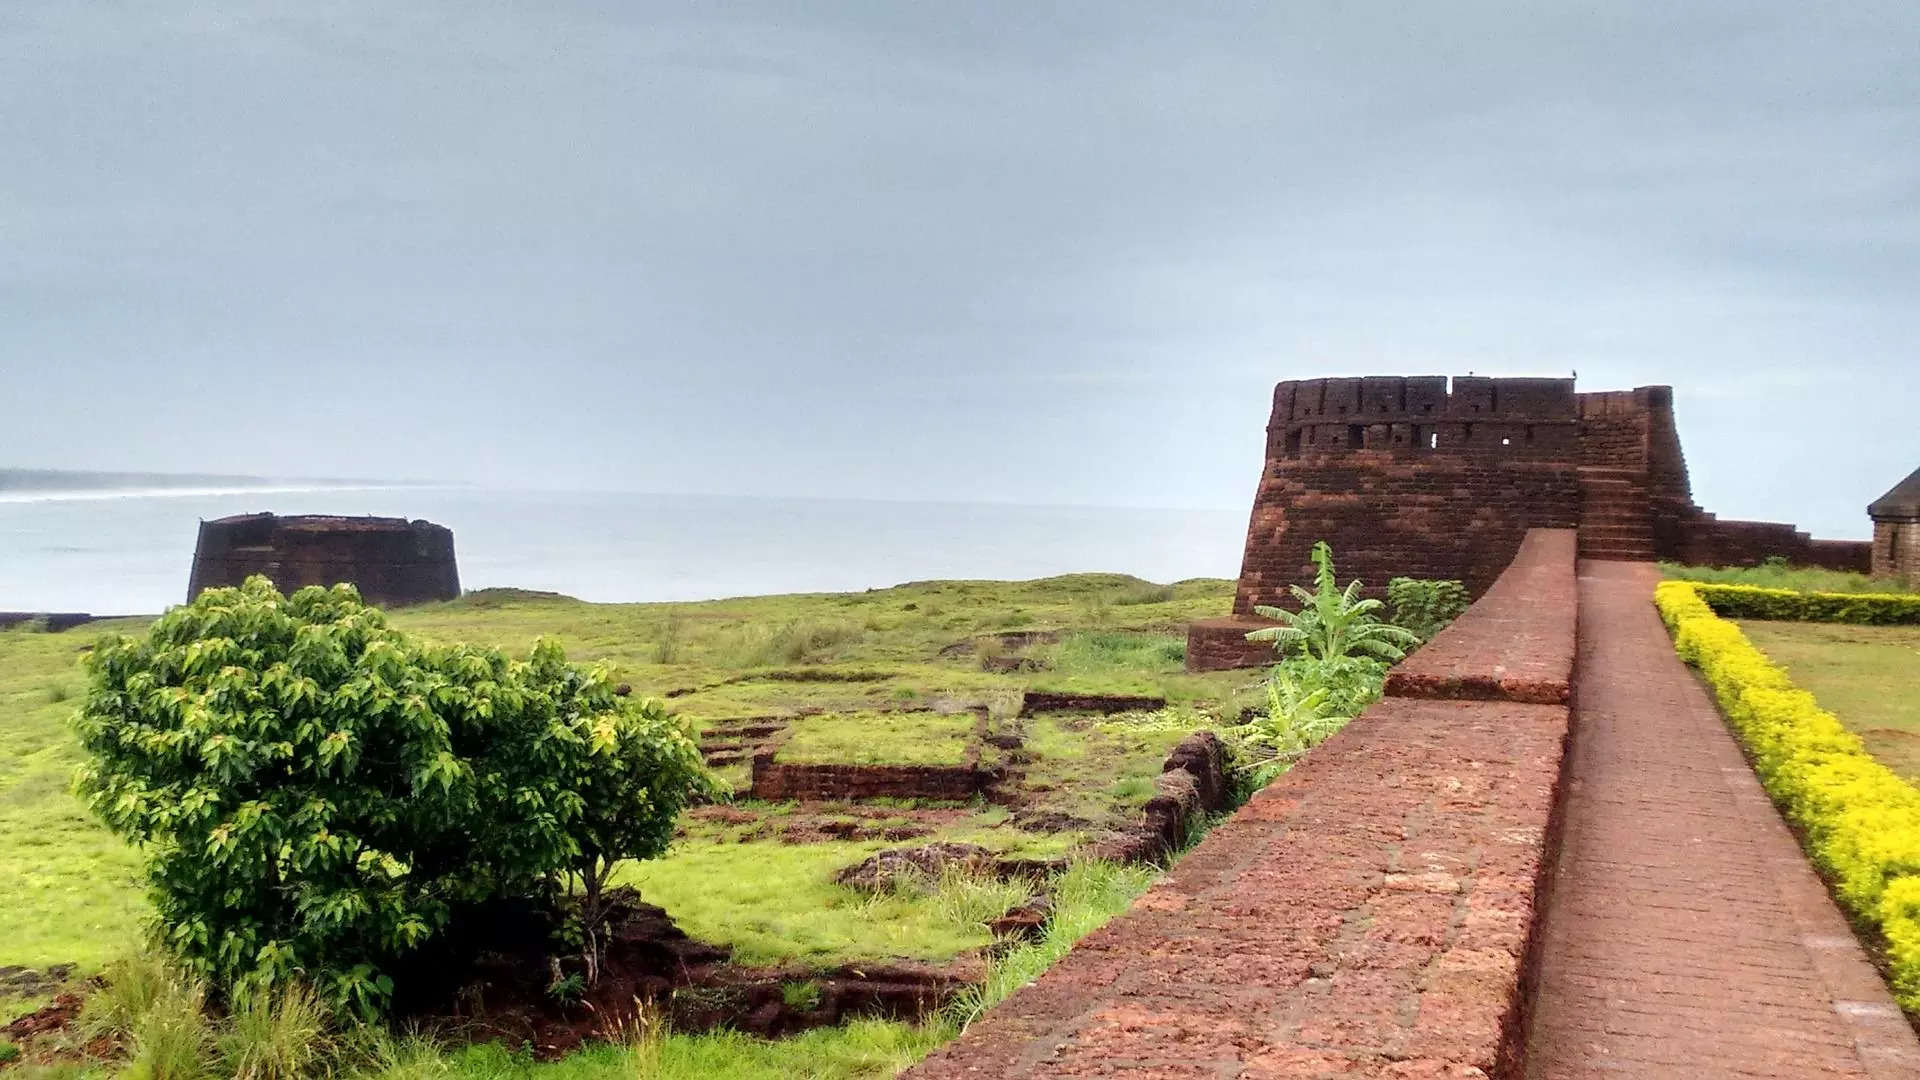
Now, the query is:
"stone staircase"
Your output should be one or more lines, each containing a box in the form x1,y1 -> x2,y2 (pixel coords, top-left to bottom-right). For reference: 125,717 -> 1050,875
1578,467 -> 1656,561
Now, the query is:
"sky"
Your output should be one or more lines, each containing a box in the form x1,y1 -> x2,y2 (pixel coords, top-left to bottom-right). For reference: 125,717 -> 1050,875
2,2 -> 1914,539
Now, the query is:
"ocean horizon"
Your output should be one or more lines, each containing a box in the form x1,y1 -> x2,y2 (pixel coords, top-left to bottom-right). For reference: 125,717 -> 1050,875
0,484 -> 1247,615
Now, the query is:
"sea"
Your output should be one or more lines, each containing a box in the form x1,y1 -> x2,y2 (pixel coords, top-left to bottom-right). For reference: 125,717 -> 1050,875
0,486 -> 1247,615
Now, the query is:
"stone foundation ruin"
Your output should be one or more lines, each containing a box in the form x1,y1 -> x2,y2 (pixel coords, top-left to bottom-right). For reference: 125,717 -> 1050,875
187,512 -> 460,608
1189,376 -> 1869,671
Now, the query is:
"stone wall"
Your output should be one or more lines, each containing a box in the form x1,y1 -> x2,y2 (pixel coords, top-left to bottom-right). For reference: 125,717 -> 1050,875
1874,520 -> 1920,587
748,752 -> 990,802
1193,375 -> 1867,672
1184,615 -> 1281,672
1235,376 -> 1586,618
908,529 -> 1578,1079
1678,517 -> 1872,573
187,513 -> 460,608
1232,453 -> 1580,614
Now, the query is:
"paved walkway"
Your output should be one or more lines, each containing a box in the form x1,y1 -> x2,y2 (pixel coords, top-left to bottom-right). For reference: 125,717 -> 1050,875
1524,561 -> 1920,1078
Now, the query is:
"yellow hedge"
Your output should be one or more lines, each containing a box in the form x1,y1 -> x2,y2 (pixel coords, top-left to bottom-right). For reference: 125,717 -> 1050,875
1687,582 -> 1920,625
1655,580 -> 1920,1010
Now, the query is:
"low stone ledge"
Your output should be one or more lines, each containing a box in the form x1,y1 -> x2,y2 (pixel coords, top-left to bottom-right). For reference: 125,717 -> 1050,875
1089,731 -> 1234,865
747,754 -> 991,802
1183,615 -> 1279,672
1384,528 -> 1577,705
1017,691 -> 1167,717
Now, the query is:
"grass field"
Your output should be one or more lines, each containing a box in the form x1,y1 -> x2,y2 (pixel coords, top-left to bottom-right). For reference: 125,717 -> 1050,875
0,572 -> 1249,1077
776,711 -> 978,767
1738,620 -> 1920,783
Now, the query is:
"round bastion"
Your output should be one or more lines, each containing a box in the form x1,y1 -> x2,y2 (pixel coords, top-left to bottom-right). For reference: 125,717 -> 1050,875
187,512 -> 460,608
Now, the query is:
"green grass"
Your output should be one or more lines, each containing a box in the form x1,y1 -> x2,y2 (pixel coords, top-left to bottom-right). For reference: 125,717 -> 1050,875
612,837 -> 1042,966
0,574 -> 1241,1076
0,621 -> 152,970
1017,713 -> 1200,825
0,574 -> 1235,976
776,711 -> 976,767
443,1018 -> 949,1080
1661,561 -> 1911,595
1739,620 -> 1920,783
947,860 -> 1158,1028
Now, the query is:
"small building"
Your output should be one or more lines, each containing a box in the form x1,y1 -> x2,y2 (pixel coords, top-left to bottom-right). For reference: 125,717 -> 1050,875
1869,467 -> 1920,589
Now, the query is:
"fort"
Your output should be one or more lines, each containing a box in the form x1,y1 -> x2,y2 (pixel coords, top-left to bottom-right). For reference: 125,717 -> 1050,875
186,512 -> 460,608
1187,375 -> 1871,671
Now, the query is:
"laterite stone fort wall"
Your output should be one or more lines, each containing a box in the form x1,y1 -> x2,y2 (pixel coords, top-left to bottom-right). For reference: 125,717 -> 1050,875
908,530 -> 1578,1078
187,513 -> 460,608
1191,374 -> 1868,671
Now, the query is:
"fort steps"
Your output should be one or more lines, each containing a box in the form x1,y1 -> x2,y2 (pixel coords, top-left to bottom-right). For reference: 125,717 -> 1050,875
1578,467 -> 1655,561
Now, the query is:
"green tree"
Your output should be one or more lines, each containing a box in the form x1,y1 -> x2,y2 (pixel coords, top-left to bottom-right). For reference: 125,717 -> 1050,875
73,576 -> 712,1015
1245,542 -> 1419,662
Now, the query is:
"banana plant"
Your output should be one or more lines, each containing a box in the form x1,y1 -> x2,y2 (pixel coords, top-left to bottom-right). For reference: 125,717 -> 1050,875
1245,541 -> 1420,662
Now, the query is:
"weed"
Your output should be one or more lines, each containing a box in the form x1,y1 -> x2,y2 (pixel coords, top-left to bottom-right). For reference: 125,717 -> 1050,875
43,683 -> 69,704
1112,583 -> 1175,606
216,983 -> 332,1080
81,953 -> 175,1038
0,1039 -> 18,1064
1044,632 -> 1185,680
718,618 -> 866,667
340,1028 -> 449,1080
123,971 -> 212,1080
652,608 -> 684,664
544,970 -> 585,1006
916,866 -> 1029,929
779,979 -> 824,1011
947,861 -> 1157,1028
1386,577 -> 1469,643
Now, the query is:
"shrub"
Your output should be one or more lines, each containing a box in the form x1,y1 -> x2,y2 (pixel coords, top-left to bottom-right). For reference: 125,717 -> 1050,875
1226,654 -> 1387,791
1655,581 -> 1920,1009
1246,542 -> 1418,663
73,576 -> 713,1015
1684,583 -> 1920,625
1386,577 -> 1470,642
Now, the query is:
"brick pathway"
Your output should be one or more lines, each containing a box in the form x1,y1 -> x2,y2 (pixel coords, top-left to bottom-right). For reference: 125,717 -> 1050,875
1524,560 -> 1920,1078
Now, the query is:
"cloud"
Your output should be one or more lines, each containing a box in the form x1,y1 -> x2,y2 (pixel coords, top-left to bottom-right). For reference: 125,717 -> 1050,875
1,1 -> 1913,537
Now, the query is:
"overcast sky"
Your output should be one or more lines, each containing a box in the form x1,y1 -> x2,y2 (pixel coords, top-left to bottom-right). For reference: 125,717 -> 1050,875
3,2 -> 1914,538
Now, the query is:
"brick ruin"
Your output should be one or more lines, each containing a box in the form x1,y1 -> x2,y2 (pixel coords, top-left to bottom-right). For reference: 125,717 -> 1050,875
1870,466 -> 1920,589
1187,375 -> 1871,671
187,512 -> 460,608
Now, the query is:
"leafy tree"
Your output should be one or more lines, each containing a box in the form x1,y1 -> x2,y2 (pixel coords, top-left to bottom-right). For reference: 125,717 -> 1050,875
73,577 -> 712,1015
1245,542 -> 1419,663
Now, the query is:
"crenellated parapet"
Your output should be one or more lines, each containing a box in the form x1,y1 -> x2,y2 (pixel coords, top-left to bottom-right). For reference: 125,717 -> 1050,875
1267,376 -> 1580,460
